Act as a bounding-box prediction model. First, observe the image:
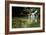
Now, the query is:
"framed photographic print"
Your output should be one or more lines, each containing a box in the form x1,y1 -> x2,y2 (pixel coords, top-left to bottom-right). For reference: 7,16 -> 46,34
5,1 -> 45,34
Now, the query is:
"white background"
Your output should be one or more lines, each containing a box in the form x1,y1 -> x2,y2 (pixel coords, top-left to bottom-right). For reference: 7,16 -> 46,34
0,0 -> 46,35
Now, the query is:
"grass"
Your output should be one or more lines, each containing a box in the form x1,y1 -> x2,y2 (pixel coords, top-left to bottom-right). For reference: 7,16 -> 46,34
12,17 -> 40,28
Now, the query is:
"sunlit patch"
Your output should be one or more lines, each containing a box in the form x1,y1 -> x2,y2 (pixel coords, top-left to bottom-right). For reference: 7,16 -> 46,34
35,19 -> 37,22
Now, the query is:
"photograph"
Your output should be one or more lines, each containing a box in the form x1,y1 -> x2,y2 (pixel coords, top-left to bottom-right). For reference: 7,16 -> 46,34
12,7 -> 40,28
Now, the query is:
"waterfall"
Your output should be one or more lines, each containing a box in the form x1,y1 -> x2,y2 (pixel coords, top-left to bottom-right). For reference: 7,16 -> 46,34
31,13 -> 35,22
28,14 -> 31,21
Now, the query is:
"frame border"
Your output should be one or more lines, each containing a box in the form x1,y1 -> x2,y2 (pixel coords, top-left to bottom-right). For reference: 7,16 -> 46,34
5,1 -> 45,35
